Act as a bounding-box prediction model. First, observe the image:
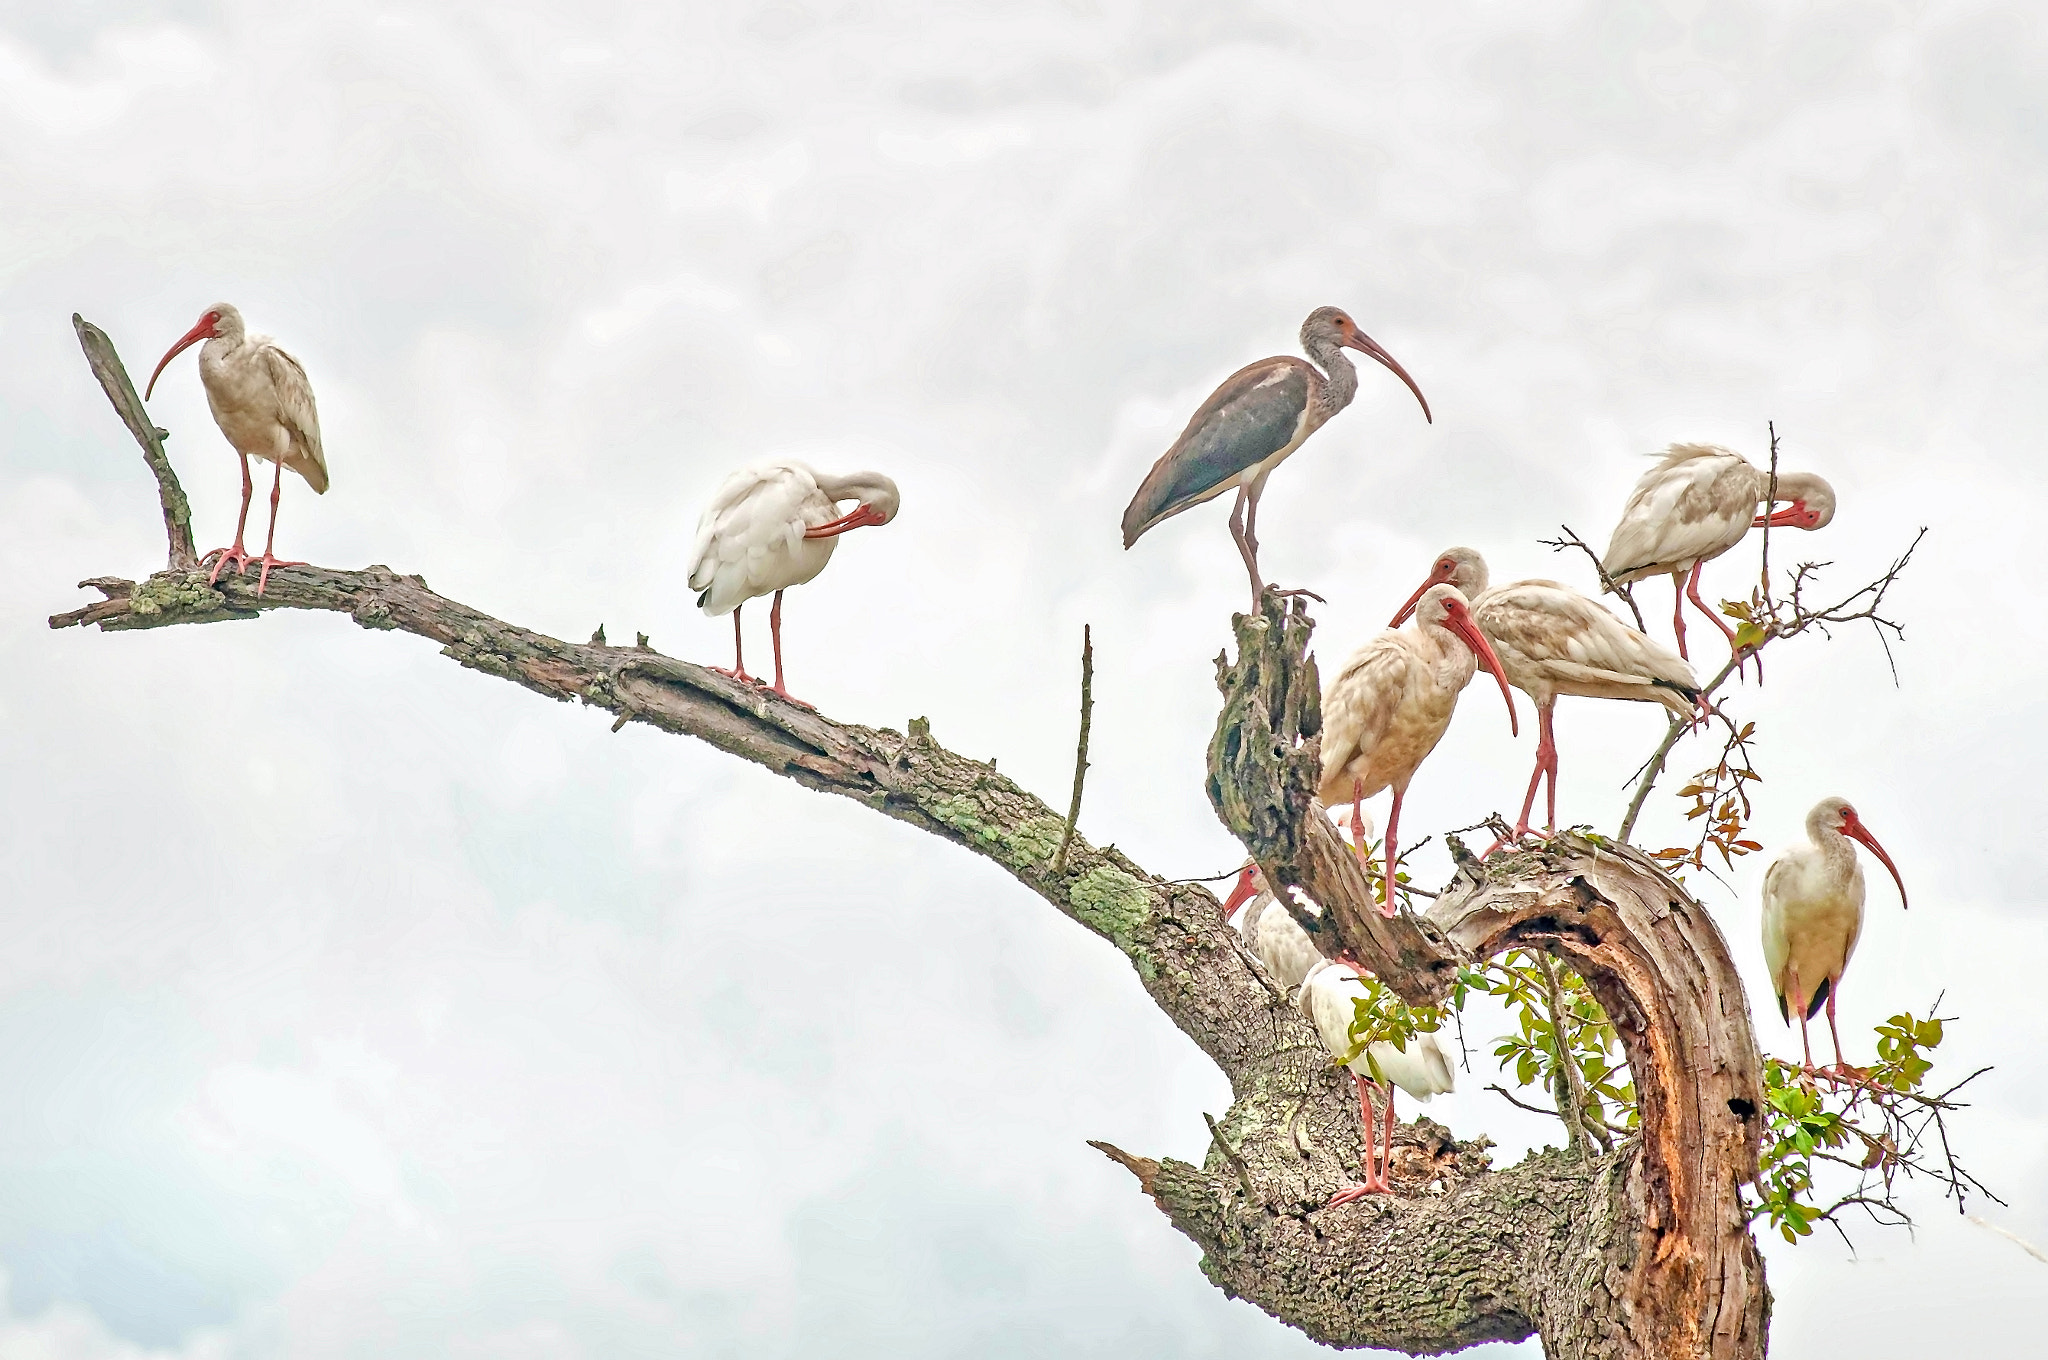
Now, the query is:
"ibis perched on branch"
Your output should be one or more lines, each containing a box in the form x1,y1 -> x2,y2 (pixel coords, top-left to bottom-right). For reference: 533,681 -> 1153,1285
1320,585 -> 1518,916
1601,443 -> 1835,662
1391,547 -> 1700,842
145,303 -> 327,596
1122,307 -> 1430,609
1300,958 -> 1455,1203
1762,797 -> 1909,1074
688,460 -> 900,706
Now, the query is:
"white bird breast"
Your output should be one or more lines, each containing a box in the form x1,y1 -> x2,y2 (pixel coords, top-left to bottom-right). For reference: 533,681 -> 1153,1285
1298,962 -> 1455,1101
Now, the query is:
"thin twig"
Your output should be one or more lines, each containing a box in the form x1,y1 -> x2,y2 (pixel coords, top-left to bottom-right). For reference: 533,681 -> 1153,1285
1971,1216 -> 2048,1265
1544,525 -> 1644,632
1050,624 -> 1094,878
1204,1112 -> 1257,1200
1535,951 -> 1602,1156
1485,1083 -> 1561,1120
1169,866 -> 1252,886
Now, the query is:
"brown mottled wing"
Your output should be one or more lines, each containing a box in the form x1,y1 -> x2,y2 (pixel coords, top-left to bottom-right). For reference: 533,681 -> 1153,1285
1475,579 -> 1698,714
1121,357 -> 1313,547
1601,446 -> 1756,582
261,344 -> 328,494
1317,634 -> 1411,805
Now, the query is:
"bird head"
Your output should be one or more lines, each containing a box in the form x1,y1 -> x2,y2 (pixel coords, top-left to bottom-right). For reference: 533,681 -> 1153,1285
144,303 -> 242,400
1302,306 -> 1432,424
1813,797 -> 1908,910
1752,473 -> 1837,532
803,472 -> 901,539
1220,863 -> 1262,918
1414,586 -> 1518,737
1390,547 -> 1488,627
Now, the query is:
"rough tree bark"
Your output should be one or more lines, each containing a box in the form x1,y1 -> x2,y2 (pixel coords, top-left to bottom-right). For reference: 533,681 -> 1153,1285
50,316 -> 1771,1357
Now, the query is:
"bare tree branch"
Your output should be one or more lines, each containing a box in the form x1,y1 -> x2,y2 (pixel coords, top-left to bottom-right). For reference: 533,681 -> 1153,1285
1544,524 -> 1646,632
1051,624 -> 1093,878
71,314 -> 200,571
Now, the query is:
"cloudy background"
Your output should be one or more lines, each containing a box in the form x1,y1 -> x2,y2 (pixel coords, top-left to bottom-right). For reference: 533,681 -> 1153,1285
2,1 -> 2044,1354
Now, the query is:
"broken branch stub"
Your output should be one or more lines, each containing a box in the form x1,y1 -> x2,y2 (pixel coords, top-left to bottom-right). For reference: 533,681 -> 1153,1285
1207,589 -> 1461,1003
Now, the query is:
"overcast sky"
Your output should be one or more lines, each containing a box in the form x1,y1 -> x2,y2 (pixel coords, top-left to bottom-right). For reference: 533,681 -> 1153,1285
2,1 -> 2045,1355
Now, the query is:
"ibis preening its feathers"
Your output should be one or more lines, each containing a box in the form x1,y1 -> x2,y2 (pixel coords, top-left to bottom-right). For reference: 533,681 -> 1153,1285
1761,797 -> 1909,1074
1391,547 -> 1700,843
688,460 -> 900,705
1300,958 -> 1455,1203
145,303 -> 328,596
1122,307 -> 1430,609
1320,585 -> 1518,916
1601,443 -> 1836,663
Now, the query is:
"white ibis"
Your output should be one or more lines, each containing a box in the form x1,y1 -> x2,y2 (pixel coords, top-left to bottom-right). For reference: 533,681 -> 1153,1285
1223,867 -> 1327,989
687,460 -> 900,705
144,303 -> 328,596
1220,807 -> 1373,988
1761,797 -> 1909,1075
1600,443 -> 1835,663
1121,308 -> 1431,609
1299,957 -> 1455,1203
1320,585 -> 1518,915
1391,547 -> 1700,842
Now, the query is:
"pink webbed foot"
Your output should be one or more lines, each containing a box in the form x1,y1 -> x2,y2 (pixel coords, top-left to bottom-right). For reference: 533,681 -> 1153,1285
201,543 -> 254,585
765,680 -> 815,710
253,553 -> 307,597
710,665 -> 762,687
1325,1155 -> 1393,1208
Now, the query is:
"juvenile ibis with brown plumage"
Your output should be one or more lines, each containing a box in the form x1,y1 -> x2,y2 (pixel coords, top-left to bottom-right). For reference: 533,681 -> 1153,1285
1122,307 -> 1430,609
1600,443 -> 1835,663
1762,797 -> 1909,1074
1391,547 -> 1700,843
1320,585 -> 1518,916
145,303 -> 328,596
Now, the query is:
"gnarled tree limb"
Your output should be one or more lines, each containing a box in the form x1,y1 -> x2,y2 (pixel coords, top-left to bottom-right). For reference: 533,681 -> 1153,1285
52,317 -> 1771,1358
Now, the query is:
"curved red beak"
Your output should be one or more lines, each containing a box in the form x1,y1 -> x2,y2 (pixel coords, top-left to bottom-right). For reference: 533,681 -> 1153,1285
1390,561 -> 1459,628
1344,331 -> 1432,424
1840,810 -> 1908,910
1752,500 -> 1812,529
144,313 -> 218,401
1221,864 -> 1261,918
1441,598 -> 1518,738
803,503 -> 887,539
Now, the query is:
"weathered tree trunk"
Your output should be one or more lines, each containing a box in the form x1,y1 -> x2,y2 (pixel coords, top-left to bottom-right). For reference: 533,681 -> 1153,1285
50,316 -> 1771,1357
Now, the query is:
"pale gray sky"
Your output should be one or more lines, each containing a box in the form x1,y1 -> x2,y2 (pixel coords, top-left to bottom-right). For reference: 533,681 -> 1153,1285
2,2 -> 2044,1355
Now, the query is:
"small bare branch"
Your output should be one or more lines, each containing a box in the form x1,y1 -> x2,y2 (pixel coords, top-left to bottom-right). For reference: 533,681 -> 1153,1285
1050,624 -> 1094,878
72,315 -> 199,571
1544,524 -> 1644,632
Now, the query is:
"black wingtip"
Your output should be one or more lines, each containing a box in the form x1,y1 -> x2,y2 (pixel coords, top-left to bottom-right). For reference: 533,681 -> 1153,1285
1805,977 -> 1832,1022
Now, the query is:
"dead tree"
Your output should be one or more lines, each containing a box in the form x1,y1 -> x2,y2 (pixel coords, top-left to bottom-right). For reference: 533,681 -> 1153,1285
51,316 -> 1770,1359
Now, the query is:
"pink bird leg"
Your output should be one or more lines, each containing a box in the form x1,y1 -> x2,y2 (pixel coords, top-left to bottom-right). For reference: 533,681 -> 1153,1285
765,589 -> 814,709
711,604 -> 760,686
